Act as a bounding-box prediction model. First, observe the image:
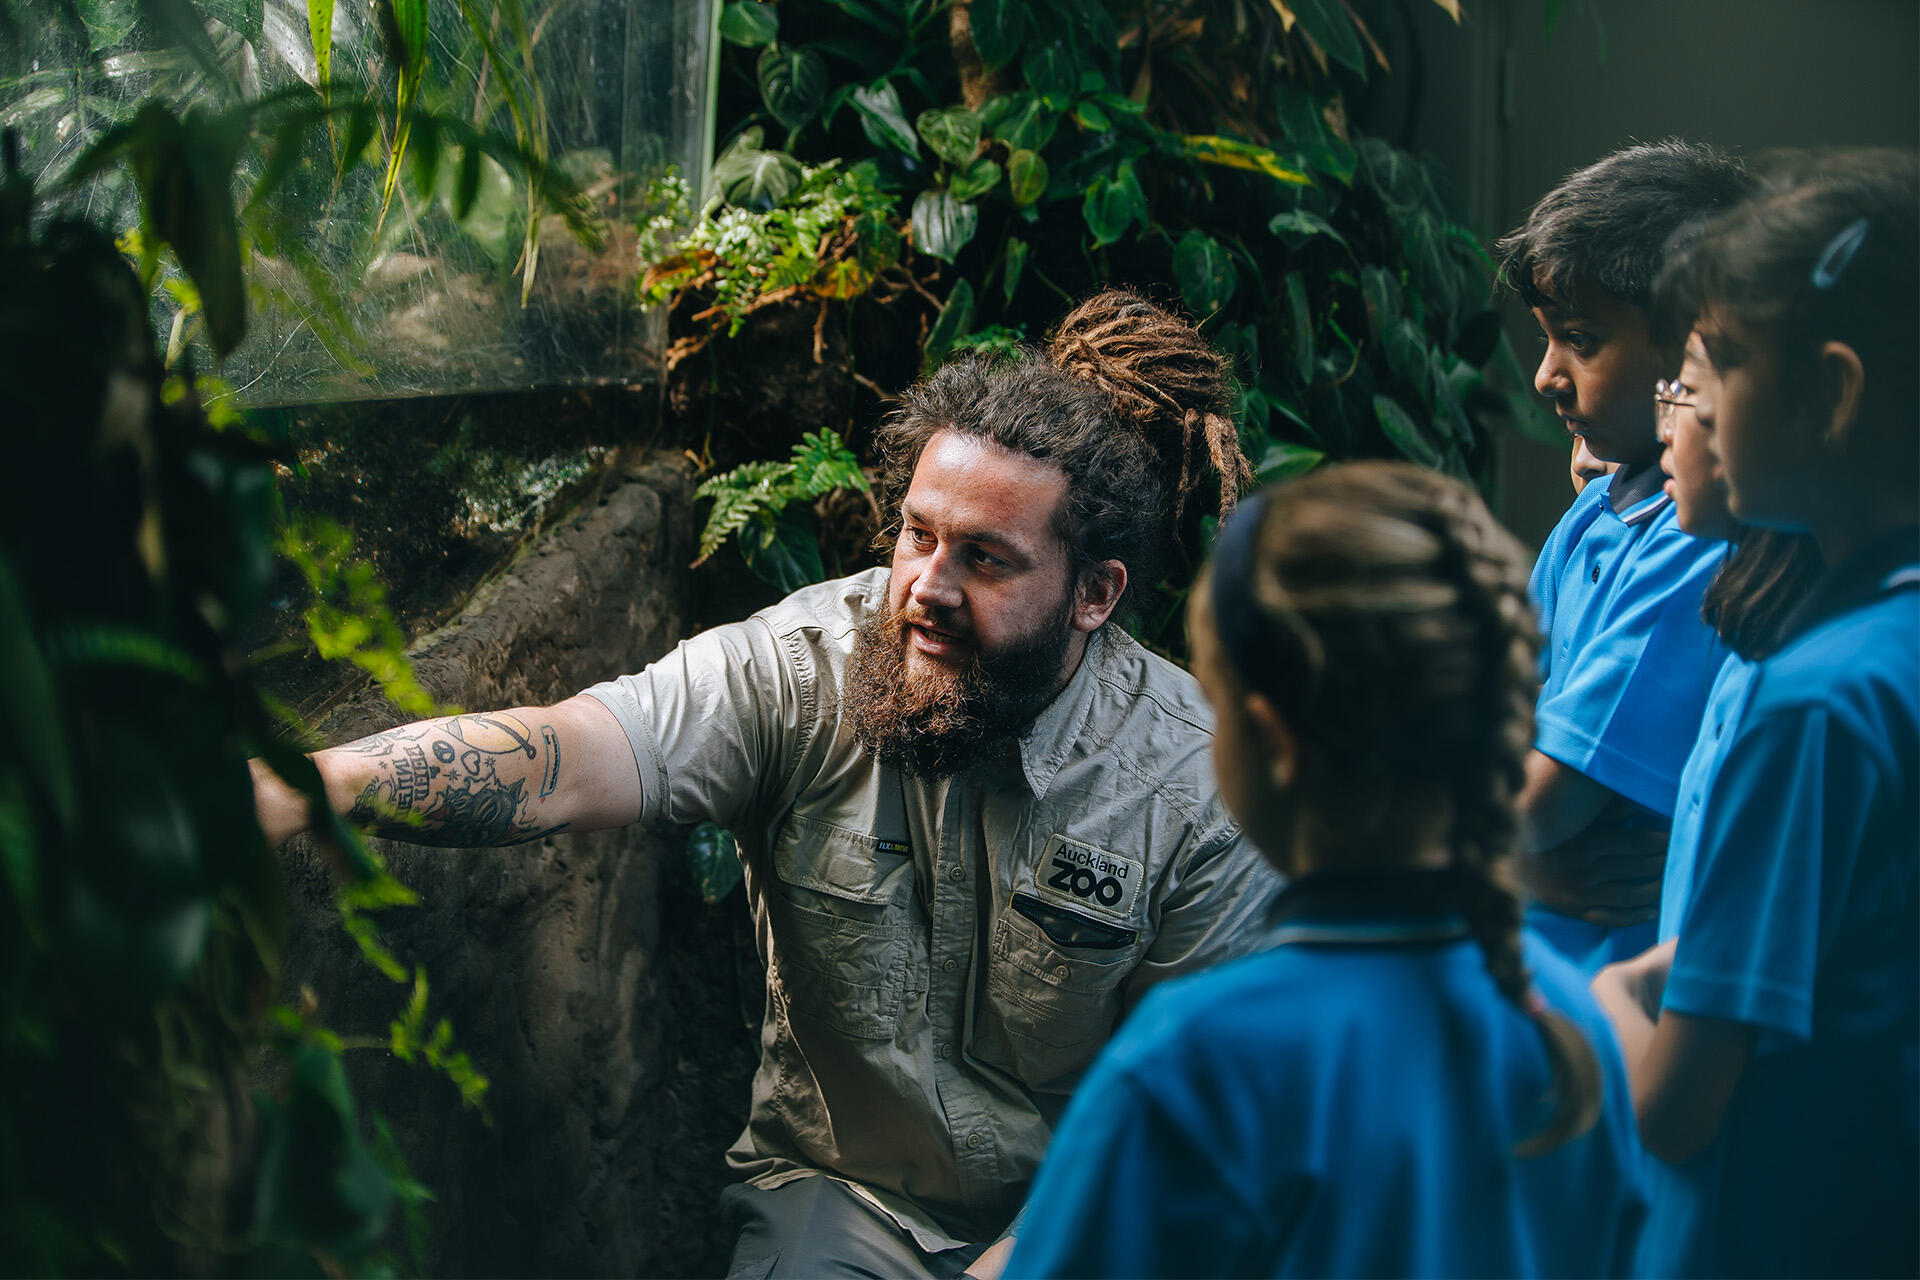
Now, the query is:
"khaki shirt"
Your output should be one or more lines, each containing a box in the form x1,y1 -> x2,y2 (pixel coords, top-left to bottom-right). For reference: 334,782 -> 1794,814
584,569 -> 1281,1247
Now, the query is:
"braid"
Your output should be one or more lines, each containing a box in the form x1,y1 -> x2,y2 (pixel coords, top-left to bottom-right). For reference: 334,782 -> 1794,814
1047,290 -> 1254,522
1419,480 -> 1604,1158
1235,462 -> 1603,1158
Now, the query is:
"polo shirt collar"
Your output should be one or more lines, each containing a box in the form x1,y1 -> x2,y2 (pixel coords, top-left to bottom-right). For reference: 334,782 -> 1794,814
1010,624 -> 1109,798
1779,522 -> 1920,643
1263,867 -> 1475,947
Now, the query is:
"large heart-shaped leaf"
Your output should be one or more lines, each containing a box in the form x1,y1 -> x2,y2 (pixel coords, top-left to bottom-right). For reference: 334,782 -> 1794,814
949,158 -> 1001,202
850,81 -> 917,155
969,0 -> 1027,70
1006,148 -> 1047,205
1374,394 -> 1443,467
719,0 -> 778,46
759,45 -> 828,132
923,278 -> 976,371
916,106 -> 982,168
1173,230 -> 1239,317
912,188 -> 979,263
712,145 -> 802,210
1082,161 -> 1146,247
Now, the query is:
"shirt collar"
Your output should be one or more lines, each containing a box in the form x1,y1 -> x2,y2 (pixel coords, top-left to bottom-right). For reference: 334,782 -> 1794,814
1262,867 -> 1475,948
1779,523 -> 1920,644
1009,624 -> 1110,798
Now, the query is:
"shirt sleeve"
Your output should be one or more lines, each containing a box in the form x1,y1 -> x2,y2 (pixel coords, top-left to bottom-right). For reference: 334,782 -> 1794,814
1533,530 -> 1727,816
578,616 -> 805,830
1662,700 -> 1891,1042
1120,831 -> 1283,1013
1002,1059 -> 1268,1279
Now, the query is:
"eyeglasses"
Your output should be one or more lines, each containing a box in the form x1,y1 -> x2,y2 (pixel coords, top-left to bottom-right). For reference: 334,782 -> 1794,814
1654,379 -> 1695,439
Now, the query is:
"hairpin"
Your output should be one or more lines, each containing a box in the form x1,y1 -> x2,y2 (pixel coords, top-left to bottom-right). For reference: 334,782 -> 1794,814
1811,217 -> 1869,290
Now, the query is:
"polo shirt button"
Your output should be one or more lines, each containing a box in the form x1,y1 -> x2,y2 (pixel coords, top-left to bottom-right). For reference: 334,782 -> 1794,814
939,1042 -> 954,1060
1591,562 -> 1602,583
966,1132 -> 984,1149
1053,965 -> 1071,981
942,958 -> 958,973
947,864 -> 964,881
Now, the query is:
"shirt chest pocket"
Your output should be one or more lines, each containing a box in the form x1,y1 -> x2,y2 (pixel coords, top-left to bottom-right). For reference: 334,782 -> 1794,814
971,895 -> 1145,1091
766,813 -> 914,1041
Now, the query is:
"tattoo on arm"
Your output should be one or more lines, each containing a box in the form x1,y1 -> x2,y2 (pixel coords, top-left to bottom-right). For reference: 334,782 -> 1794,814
340,712 -> 570,848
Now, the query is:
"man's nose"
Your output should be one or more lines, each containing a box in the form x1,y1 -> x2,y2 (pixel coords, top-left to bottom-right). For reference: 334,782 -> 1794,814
910,546 -> 963,611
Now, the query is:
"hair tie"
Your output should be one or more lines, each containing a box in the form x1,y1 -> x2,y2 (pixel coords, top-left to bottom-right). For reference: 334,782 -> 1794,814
1812,217 -> 1870,290
1210,488 -> 1271,685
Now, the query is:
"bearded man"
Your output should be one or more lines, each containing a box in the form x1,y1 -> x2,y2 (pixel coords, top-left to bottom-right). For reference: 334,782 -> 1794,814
253,293 -> 1283,1279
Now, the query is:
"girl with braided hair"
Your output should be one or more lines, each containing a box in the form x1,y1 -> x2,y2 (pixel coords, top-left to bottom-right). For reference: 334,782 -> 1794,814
1006,463 -> 1646,1279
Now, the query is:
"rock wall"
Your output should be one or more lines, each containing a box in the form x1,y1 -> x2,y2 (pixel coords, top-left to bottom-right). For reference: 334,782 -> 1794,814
275,453 -> 758,1277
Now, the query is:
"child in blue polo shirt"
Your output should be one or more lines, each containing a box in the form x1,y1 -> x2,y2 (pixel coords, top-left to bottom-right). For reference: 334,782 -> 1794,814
1006,464 -> 1645,1279
1647,328 -> 1821,945
1494,141 -> 1754,973
1593,148 -> 1918,1278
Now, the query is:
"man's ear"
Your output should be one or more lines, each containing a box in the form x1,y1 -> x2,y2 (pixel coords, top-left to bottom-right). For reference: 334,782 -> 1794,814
1244,691 -> 1298,790
1072,559 -> 1128,633
1818,340 -> 1866,450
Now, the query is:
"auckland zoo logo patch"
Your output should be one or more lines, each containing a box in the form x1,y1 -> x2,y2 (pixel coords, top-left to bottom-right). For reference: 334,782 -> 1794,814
1037,834 -> 1144,922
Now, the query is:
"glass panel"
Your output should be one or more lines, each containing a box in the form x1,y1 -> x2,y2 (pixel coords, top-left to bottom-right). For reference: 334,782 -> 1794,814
4,0 -> 715,405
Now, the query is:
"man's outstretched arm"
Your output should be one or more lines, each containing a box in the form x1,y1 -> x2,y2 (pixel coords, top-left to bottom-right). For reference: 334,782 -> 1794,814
253,694 -> 642,848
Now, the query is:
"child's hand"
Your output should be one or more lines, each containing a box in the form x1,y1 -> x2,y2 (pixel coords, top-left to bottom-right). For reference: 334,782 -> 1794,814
1516,825 -> 1668,926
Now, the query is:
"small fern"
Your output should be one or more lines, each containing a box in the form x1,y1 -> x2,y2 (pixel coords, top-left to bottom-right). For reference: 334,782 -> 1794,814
694,429 -> 867,567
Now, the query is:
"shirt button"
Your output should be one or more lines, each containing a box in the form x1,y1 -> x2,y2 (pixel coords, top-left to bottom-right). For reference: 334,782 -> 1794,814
947,864 -> 964,881
966,1132 -> 984,1149
942,958 -> 958,973
1591,562 -> 1602,583
939,1042 -> 954,1060
1053,965 -> 1071,981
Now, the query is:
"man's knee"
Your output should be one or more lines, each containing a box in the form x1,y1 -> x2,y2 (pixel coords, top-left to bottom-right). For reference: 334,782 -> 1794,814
720,1178 -> 984,1280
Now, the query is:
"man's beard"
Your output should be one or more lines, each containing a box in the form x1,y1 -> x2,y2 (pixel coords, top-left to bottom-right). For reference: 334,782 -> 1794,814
846,591 -> 1076,779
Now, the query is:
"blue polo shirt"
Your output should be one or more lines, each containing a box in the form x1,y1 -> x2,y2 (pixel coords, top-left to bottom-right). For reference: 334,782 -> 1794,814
1640,535 -> 1919,1278
1657,656 -> 1759,944
1526,473 -> 1728,971
1005,871 -> 1647,1279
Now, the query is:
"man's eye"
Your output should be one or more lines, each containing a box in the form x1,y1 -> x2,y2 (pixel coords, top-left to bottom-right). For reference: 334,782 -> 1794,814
969,548 -> 1005,569
906,527 -> 934,548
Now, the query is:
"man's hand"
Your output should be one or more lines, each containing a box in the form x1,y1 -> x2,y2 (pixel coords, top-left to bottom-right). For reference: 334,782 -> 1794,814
252,694 -> 640,849
962,1235 -> 1016,1280
1516,819 -> 1668,927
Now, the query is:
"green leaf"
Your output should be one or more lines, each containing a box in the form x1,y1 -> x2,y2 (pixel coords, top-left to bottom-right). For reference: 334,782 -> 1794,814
306,0 -> 333,95
1288,0 -> 1368,76
949,157 -> 1001,201
911,187 -> 978,263
1284,272 -> 1314,385
0,561 -> 74,831
685,822 -> 743,904
923,278 -> 976,371
1001,235 -> 1029,305
1073,100 -> 1110,132
739,505 -> 827,593
1374,394 -> 1444,467
122,103 -> 248,357
1255,442 -> 1325,484
759,45 -> 828,132
1172,230 -> 1239,317
916,106 -> 982,168
1006,148 -> 1046,205
850,81 -> 917,155
1267,208 -> 1349,251
1176,134 -> 1312,186
712,145 -> 803,210
969,0 -> 1027,70
1082,160 -> 1146,248
719,0 -> 778,46
990,92 -> 1058,153
1022,43 -> 1075,96
1361,264 -> 1403,332
1384,317 -> 1430,394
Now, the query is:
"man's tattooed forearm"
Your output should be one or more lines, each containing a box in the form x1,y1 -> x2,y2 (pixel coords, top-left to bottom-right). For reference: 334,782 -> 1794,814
539,723 -> 560,799
342,719 -> 565,848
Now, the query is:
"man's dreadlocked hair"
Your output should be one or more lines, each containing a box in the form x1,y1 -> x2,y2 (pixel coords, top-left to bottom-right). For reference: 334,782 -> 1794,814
873,289 -> 1252,620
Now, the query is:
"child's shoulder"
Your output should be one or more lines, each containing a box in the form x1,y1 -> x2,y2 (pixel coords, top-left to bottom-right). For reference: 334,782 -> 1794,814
1754,585 -> 1920,732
